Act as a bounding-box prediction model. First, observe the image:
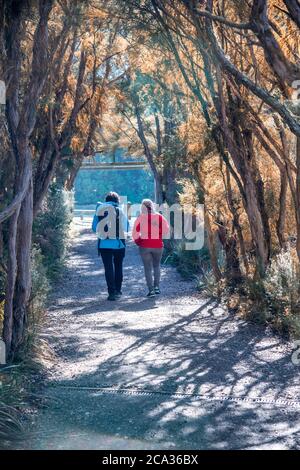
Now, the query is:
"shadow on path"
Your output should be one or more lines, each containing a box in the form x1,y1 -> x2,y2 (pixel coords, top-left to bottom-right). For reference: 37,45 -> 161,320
27,221 -> 300,450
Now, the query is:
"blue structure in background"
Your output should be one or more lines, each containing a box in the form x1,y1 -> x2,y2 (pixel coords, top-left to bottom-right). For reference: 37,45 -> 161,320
74,149 -> 154,207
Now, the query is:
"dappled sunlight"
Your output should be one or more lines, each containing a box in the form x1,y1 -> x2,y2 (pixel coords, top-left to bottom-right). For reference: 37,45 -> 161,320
2,0 -> 300,452
26,221 -> 300,449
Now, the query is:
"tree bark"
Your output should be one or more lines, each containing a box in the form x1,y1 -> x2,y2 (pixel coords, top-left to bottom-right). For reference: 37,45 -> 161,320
2,0 -> 53,358
11,177 -> 33,355
134,103 -> 164,204
217,220 -> 242,286
296,137 -> 300,262
217,77 -> 270,274
3,209 -> 19,356
34,46 -> 87,215
250,0 -> 299,95
277,168 -> 288,249
283,0 -> 300,29
203,0 -> 300,137
205,212 -> 222,282
224,165 -> 249,274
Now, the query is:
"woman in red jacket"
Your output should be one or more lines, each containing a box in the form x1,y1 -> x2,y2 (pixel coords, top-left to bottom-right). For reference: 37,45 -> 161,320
133,199 -> 170,297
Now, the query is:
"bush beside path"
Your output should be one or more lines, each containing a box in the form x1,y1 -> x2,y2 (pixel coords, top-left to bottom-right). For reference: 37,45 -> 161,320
25,220 -> 300,450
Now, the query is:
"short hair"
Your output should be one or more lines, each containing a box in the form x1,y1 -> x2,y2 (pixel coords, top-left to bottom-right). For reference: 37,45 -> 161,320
105,191 -> 120,204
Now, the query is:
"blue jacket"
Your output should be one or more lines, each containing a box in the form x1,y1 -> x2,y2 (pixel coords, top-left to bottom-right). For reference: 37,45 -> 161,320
92,201 -> 129,250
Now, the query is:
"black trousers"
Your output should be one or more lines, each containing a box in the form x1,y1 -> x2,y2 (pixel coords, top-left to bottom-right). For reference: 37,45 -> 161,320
100,248 -> 125,295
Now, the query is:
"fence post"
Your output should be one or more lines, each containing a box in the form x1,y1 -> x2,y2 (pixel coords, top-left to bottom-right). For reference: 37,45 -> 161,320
0,339 -> 6,365
0,80 -> 6,104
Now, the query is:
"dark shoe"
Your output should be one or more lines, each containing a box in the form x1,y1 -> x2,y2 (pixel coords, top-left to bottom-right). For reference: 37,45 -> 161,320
115,291 -> 122,299
154,287 -> 161,295
147,289 -> 156,298
107,294 -> 116,301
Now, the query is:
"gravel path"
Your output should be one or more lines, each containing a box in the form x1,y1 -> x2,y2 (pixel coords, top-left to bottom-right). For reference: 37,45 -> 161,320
27,219 -> 300,449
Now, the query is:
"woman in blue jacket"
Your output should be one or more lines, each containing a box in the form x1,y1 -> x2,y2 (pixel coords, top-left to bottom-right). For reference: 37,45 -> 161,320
93,192 -> 129,301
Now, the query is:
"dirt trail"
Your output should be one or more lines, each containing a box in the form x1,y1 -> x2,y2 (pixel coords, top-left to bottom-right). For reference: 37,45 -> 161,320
26,219 -> 300,449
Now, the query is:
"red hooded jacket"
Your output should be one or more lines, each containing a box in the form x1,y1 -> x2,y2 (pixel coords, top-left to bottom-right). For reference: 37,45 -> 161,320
132,212 -> 170,249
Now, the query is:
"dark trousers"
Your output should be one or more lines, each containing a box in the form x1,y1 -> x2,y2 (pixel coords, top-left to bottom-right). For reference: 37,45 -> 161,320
100,248 -> 125,294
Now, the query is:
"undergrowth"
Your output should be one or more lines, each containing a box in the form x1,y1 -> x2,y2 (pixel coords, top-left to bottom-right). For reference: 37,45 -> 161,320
196,247 -> 300,339
164,240 -> 210,280
0,183 -> 72,449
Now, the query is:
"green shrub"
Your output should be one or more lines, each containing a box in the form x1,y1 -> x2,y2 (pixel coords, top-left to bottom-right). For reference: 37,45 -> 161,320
240,249 -> 300,337
0,369 -> 25,449
263,249 -> 300,337
30,246 -> 50,312
22,183 -> 72,356
164,241 -> 210,279
0,186 -> 72,447
15,245 -> 52,360
33,183 -> 72,282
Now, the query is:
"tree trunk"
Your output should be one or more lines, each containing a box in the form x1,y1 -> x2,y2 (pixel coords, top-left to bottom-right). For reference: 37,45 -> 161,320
134,102 -> 165,205
11,178 -> 33,356
225,165 -> 249,274
277,168 -> 288,249
163,166 -> 178,205
296,137 -> 300,262
154,174 -> 164,205
218,222 -> 242,285
3,209 -> 19,357
218,83 -> 270,274
250,0 -> 299,94
205,212 -> 222,282
283,0 -> 300,29
2,0 -> 53,359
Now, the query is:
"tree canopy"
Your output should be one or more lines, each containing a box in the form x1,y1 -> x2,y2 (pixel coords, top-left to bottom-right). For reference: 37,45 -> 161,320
1,0 -> 300,357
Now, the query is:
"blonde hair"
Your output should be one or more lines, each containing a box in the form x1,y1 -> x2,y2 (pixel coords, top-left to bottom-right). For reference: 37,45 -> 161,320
141,199 -> 155,214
